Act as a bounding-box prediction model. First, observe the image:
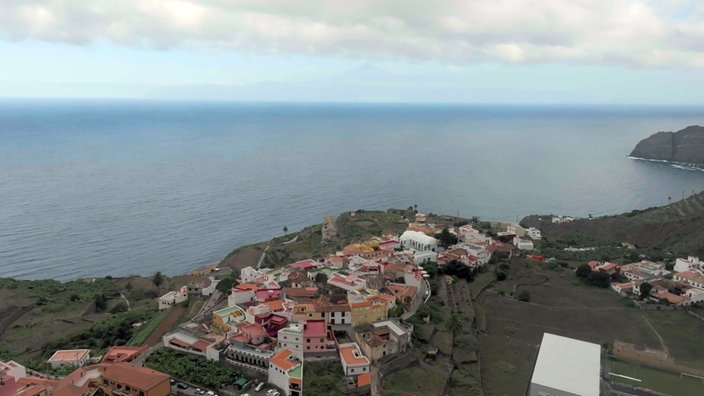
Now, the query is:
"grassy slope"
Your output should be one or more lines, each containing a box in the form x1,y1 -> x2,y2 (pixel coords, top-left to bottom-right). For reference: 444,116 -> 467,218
219,209 -> 436,270
522,191 -> 704,256
0,275 -> 179,362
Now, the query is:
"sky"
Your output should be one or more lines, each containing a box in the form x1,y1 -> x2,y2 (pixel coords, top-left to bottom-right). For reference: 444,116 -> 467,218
1,0 -> 704,104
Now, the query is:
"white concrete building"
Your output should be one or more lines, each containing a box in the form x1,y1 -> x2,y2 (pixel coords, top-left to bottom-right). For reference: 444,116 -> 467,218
239,266 -> 266,283
338,343 -> 370,376
674,269 -> 704,289
268,349 -> 302,396
513,237 -> 534,250
685,288 -> 704,304
47,349 -> 90,369
277,324 -> 304,360
526,227 -> 542,240
400,231 -> 438,252
412,250 -> 437,264
674,256 -> 701,273
528,333 -> 600,396
158,287 -> 189,310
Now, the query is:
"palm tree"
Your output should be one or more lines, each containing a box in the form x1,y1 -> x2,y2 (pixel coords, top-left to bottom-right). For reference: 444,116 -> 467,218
444,315 -> 464,337
152,271 -> 164,287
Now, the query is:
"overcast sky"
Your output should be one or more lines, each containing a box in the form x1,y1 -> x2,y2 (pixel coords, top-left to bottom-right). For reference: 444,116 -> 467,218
2,0 -> 704,103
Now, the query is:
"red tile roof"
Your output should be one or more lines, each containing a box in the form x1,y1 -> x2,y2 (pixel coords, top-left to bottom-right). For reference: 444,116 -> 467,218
358,372 -> 371,387
101,346 -> 146,363
270,349 -> 300,371
102,363 -> 170,391
303,319 -> 327,337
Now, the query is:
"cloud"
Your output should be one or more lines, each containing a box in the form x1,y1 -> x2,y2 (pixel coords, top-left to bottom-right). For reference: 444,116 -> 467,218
1,0 -> 704,68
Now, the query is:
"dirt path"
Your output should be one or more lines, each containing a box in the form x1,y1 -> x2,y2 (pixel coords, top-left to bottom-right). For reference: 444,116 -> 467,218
141,305 -> 186,346
640,314 -> 670,358
256,245 -> 270,269
0,306 -> 33,338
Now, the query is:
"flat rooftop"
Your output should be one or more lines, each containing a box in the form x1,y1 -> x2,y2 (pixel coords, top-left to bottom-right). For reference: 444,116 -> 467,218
530,333 -> 600,396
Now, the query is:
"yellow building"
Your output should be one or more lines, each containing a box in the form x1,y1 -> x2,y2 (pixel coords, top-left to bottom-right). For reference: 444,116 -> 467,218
349,295 -> 388,326
212,305 -> 247,331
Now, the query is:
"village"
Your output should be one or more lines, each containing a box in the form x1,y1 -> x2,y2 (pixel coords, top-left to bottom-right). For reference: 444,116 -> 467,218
2,210 -> 704,396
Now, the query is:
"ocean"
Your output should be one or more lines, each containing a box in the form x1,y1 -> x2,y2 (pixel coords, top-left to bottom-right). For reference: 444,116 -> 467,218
2,100 -> 704,280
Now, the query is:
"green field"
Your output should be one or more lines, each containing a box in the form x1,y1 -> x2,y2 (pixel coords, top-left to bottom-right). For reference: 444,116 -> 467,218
128,307 -> 172,346
607,358 -> 704,396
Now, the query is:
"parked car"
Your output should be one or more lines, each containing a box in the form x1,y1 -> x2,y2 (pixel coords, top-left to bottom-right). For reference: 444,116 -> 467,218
176,382 -> 189,389
255,382 -> 265,392
195,389 -> 206,395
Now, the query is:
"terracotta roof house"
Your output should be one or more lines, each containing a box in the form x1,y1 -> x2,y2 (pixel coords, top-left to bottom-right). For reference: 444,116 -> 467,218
268,349 -> 303,396
15,375 -> 58,396
338,342 -> 371,386
47,349 -> 90,369
52,364 -> 170,396
101,346 -> 147,363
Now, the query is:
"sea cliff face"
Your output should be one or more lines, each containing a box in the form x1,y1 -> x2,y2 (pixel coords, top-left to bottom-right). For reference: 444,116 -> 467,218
630,125 -> 704,163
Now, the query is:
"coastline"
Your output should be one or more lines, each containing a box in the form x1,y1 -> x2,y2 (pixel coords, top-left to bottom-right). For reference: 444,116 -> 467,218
626,155 -> 704,171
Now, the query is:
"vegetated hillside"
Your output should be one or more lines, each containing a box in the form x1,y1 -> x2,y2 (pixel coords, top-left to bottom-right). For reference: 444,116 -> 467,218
522,191 -> 704,256
630,125 -> 704,163
220,208 -> 469,270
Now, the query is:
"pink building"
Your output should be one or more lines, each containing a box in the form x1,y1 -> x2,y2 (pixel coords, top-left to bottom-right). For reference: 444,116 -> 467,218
232,322 -> 268,346
302,319 -> 336,355
0,370 -> 16,396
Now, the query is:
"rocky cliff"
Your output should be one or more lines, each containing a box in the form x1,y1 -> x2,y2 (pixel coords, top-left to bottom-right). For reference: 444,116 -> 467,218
630,125 -> 704,163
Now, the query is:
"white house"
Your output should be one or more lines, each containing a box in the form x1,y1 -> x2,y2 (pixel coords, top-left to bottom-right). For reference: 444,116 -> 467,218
526,227 -> 542,240
513,237 -> 534,250
158,286 -> 188,310
47,349 -> 90,369
277,324 -> 304,360
228,284 -> 257,307
412,250 -> 437,264
528,333 -> 600,396
400,231 -> 438,252
338,343 -> 370,377
673,269 -> 704,289
268,349 -> 303,396
685,288 -> 704,304
674,256 -> 701,273
239,266 -> 266,283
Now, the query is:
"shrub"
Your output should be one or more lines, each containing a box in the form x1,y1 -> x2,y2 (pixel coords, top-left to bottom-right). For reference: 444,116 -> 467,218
517,290 -> 530,302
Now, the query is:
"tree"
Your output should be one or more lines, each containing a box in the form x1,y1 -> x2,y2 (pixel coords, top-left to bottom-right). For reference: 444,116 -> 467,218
152,271 -> 164,287
576,264 -> 592,279
517,290 -> 530,302
495,270 -> 507,281
216,278 -> 233,294
314,272 -> 328,286
444,315 -> 464,337
445,260 -> 474,281
435,228 -> 458,249
640,282 -> 653,300
95,294 -> 108,312
586,271 -> 611,288
423,261 -> 439,277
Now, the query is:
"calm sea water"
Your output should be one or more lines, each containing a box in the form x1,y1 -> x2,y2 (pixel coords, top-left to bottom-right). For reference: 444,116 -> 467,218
2,101 -> 704,280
